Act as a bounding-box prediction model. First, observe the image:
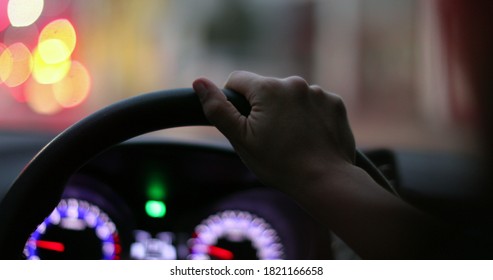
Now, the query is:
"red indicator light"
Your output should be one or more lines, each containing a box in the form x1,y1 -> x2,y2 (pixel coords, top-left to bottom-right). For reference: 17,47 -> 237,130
207,245 -> 234,260
36,240 -> 65,252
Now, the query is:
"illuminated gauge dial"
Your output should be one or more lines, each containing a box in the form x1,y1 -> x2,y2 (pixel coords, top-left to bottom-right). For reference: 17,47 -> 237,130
188,210 -> 284,260
24,198 -> 121,260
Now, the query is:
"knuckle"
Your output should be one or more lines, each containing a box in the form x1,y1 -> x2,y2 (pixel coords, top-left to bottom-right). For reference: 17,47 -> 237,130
309,85 -> 325,96
256,77 -> 283,93
331,94 -> 347,116
225,71 -> 250,86
225,71 -> 243,86
284,76 -> 309,92
228,70 -> 244,80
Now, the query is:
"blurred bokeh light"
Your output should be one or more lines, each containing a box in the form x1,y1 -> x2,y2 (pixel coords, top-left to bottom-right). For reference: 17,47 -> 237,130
38,19 -> 76,63
53,60 -> 90,108
0,0 -> 89,126
7,0 -> 44,27
0,42 -> 32,87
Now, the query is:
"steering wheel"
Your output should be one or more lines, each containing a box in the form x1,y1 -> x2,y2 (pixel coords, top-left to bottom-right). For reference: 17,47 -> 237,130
0,88 -> 397,259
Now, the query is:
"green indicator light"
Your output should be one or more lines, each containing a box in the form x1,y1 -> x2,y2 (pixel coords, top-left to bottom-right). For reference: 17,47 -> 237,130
146,173 -> 167,200
148,182 -> 165,200
145,200 -> 166,218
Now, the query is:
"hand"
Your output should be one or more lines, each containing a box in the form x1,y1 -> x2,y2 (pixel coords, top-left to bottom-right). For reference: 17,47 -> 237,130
193,71 -> 448,259
193,71 -> 355,195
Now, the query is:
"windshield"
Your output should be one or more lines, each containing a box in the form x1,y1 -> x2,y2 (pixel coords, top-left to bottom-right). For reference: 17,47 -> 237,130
0,0 -> 477,153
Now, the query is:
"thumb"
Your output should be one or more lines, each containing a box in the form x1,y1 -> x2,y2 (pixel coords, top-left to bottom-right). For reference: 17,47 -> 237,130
193,78 -> 246,141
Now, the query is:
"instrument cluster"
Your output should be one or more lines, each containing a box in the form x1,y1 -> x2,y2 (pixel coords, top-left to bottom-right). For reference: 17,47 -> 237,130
23,140 -> 332,260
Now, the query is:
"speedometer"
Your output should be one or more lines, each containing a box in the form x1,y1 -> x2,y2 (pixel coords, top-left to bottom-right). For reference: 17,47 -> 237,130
24,198 -> 121,260
188,210 -> 284,260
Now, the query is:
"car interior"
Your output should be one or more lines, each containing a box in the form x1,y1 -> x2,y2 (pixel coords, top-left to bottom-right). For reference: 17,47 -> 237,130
0,0 -> 490,260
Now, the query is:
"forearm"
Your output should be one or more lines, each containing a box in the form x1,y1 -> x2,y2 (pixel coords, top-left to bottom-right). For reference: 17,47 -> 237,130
284,164 -> 447,259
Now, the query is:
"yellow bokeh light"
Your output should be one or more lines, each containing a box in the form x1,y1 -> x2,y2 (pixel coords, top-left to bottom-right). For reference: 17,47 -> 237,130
32,48 -> 71,84
38,38 -> 71,64
0,43 -> 12,84
26,78 -> 62,115
39,19 -> 76,58
0,43 -> 32,87
54,61 -> 91,108
7,0 -> 44,27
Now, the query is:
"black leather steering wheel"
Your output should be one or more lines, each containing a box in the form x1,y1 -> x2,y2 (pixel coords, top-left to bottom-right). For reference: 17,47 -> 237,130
0,88 -> 396,259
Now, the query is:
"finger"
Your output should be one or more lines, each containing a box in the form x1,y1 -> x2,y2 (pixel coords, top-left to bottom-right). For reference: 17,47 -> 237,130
193,77 -> 246,141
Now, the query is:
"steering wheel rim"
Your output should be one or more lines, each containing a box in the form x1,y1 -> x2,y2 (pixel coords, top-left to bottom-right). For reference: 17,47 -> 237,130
0,88 -> 396,259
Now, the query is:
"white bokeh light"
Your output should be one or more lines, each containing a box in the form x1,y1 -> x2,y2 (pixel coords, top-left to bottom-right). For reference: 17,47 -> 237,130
7,0 -> 44,27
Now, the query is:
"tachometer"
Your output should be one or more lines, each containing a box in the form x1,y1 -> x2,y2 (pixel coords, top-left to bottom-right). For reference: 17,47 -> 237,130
24,198 -> 121,260
188,210 -> 284,260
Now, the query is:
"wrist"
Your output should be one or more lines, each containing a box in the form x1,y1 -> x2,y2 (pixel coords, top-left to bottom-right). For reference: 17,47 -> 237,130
277,160 -> 362,201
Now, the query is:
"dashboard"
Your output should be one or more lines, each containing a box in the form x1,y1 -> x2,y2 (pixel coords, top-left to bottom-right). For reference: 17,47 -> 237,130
0,130 -> 486,260
1,131 -> 338,260
42,140 -> 334,260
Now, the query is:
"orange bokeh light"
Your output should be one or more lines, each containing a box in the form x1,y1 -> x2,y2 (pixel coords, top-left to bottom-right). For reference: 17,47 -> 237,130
25,77 -> 62,115
54,61 -> 91,108
0,43 -> 11,84
0,43 -> 33,87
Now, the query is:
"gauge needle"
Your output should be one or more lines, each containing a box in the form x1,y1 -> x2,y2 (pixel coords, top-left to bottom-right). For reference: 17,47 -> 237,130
208,246 -> 234,260
36,240 -> 65,252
